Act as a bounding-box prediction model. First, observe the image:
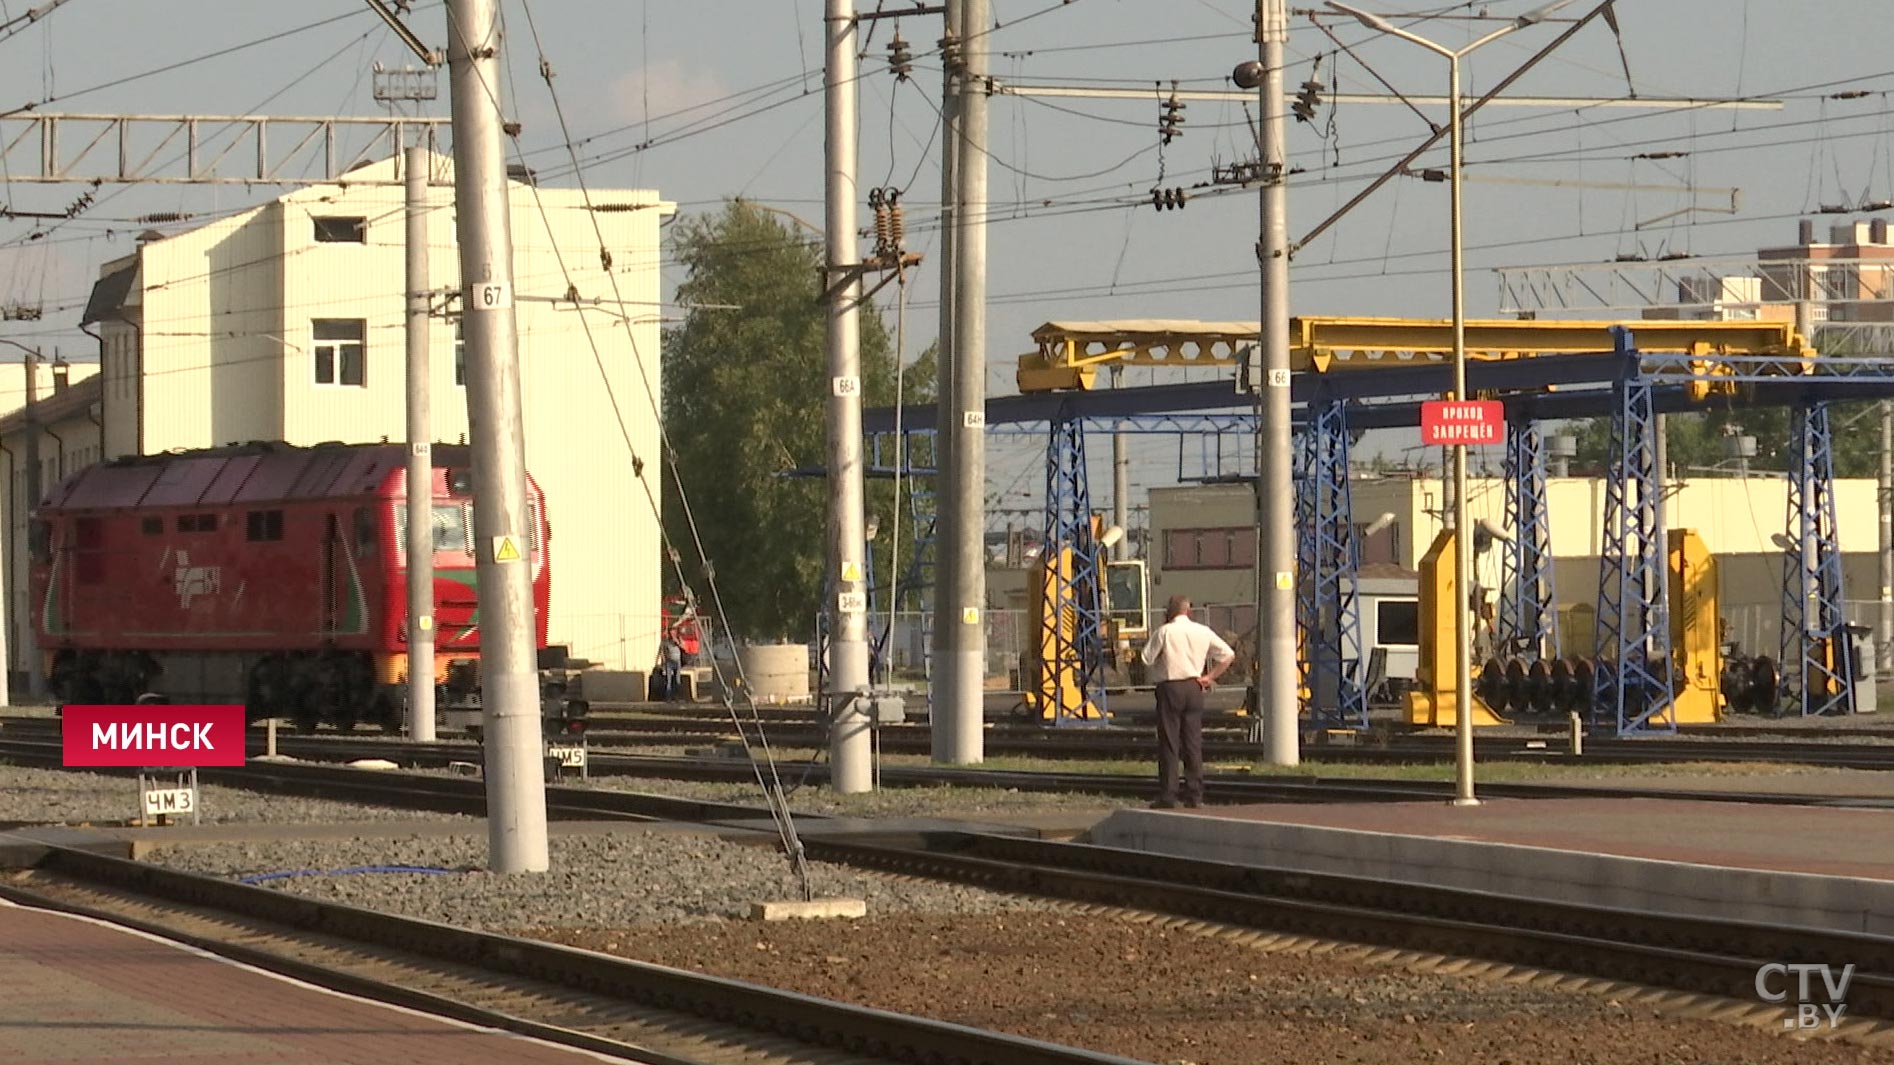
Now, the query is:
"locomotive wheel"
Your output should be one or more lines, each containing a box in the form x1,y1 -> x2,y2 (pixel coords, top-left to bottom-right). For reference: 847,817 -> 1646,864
1751,656 -> 1780,715
1476,660 -> 1506,710
246,658 -> 285,723
1527,659 -> 1553,714
1504,659 -> 1530,715
287,669 -> 323,734
370,689 -> 402,733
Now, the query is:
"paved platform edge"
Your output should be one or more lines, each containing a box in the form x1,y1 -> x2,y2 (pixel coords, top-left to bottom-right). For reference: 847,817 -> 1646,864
1093,809 -> 1894,936
0,895 -> 641,1063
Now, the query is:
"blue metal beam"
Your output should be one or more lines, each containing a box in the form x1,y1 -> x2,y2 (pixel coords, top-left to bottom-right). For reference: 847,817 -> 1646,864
1499,419 -> 1559,661
1592,328 -> 1675,736
1780,404 -> 1852,716
1038,404 -> 1110,726
1294,394 -> 1369,730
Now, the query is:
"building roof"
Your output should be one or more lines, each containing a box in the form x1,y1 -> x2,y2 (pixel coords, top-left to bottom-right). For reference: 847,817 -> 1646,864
80,262 -> 139,326
0,373 -> 101,437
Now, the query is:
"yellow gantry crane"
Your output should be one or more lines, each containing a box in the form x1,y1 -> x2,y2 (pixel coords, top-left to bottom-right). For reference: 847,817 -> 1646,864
1011,316 -> 1815,727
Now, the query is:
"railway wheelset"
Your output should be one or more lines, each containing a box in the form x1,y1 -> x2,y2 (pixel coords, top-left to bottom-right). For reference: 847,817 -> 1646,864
1471,650 -> 1782,719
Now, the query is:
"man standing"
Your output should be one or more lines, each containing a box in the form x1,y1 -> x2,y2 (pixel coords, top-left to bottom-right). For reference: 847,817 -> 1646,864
1140,595 -> 1235,809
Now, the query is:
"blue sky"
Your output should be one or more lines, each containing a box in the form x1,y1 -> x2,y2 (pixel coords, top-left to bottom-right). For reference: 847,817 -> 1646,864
0,1 -> 1884,511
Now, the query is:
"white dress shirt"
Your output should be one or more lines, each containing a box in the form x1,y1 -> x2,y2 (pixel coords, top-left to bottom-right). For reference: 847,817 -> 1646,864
1140,615 -> 1236,682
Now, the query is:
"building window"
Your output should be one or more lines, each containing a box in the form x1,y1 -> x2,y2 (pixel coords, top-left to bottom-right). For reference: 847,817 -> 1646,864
1377,600 -> 1421,647
313,319 -> 366,387
1163,526 -> 1255,570
246,510 -> 284,542
454,319 -> 466,386
313,216 -> 367,243
1354,521 -> 1401,566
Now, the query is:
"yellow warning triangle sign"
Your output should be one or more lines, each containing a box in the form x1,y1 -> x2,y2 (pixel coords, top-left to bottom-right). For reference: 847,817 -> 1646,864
493,535 -> 522,563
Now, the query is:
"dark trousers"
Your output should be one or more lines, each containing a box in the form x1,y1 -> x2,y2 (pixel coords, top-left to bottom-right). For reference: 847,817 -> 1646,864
1155,678 -> 1205,805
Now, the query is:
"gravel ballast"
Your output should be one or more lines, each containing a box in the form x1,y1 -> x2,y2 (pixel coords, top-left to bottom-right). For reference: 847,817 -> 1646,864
148,831 -> 1056,929
0,763 -> 473,827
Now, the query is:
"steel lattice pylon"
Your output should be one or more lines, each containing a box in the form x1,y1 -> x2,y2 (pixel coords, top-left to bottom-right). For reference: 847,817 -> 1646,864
1592,329 -> 1675,735
1779,404 -> 1853,716
1293,396 -> 1369,730
1498,419 -> 1560,661
1038,406 -> 1110,725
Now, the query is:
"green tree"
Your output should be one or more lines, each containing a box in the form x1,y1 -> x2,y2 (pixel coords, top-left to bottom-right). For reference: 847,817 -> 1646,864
661,201 -> 930,640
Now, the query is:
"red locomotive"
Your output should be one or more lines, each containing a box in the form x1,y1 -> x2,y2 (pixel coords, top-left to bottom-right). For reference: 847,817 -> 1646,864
29,441 -> 551,731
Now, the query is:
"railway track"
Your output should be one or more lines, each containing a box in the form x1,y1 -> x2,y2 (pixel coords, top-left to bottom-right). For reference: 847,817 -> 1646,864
9,815 -> 1894,1060
5,726 -> 1888,811
0,846 -> 1146,1065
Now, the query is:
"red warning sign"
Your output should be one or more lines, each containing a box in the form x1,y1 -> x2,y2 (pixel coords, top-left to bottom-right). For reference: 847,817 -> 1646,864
1420,400 -> 1505,446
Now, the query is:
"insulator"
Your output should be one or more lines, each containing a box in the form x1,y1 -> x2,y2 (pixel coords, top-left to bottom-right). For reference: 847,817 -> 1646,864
888,202 -> 904,250
874,202 -> 894,250
888,32 -> 914,81
1293,79 -> 1324,124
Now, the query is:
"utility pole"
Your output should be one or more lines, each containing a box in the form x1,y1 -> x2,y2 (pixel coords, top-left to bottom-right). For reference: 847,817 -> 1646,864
1881,399 -> 1892,679
404,142 -> 437,743
1111,368 -> 1130,561
930,0 -> 959,751
934,0 -> 987,764
824,0 -> 873,792
18,349 -> 36,702
444,0 -> 548,873
1248,0 -> 1299,766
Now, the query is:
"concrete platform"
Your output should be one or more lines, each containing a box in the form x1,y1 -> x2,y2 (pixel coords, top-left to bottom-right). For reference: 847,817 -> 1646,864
0,898 -> 643,1064
1092,796 -> 1894,936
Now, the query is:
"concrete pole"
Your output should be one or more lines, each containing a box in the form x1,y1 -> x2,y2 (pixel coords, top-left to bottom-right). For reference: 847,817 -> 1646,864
1448,54 -> 1478,807
936,0 -> 987,764
1111,368 -> 1129,560
1880,399 -> 1892,677
19,351 -> 37,701
929,0 -> 960,745
824,0 -> 873,792
1255,0 -> 1299,766
1112,425 -> 1130,561
445,0 -> 549,873
404,143 -> 437,743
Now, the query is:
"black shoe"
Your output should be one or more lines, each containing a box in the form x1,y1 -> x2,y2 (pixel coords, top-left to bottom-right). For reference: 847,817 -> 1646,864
1149,799 -> 1177,810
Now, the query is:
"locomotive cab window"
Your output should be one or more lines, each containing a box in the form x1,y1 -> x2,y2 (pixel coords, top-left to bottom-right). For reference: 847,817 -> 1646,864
140,517 -> 162,536
177,513 -> 218,533
354,508 -> 378,557
396,502 -> 471,556
27,519 -> 49,562
246,510 -> 284,542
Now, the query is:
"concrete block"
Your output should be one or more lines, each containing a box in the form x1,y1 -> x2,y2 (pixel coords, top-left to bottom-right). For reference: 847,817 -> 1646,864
578,670 -> 648,702
750,897 -> 869,921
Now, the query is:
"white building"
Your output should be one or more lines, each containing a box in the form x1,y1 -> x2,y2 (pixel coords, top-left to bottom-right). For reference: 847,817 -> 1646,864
22,151 -> 675,679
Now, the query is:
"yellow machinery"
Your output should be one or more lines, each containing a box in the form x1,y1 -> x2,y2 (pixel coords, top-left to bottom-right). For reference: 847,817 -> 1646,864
1009,317 -> 1807,727
1024,515 -> 1148,724
1406,526 -> 1725,727
1668,528 -> 1724,724
1017,317 -> 1812,396
1404,528 -> 1510,728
